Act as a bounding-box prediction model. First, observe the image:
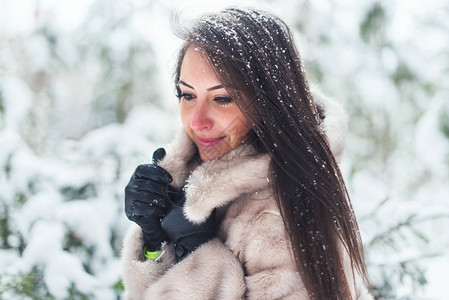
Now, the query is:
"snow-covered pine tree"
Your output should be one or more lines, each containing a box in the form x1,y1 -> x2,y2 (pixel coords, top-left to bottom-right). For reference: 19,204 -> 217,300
0,1 -> 174,298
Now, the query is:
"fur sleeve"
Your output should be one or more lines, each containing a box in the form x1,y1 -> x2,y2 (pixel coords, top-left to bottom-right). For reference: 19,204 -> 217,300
242,211 -> 373,299
242,212 -> 309,299
121,224 -> 175,300
143,239 -> 246,299
121,227 -> 246,299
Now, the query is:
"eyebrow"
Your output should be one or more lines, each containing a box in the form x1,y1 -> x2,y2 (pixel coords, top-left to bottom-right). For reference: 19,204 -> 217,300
178,80 -> 225,91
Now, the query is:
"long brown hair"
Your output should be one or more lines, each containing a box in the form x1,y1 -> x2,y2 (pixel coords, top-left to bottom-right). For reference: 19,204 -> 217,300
174,8 -> 368,299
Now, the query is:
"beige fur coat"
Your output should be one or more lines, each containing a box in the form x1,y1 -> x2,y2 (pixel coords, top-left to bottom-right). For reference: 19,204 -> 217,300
121,90 -> 373,299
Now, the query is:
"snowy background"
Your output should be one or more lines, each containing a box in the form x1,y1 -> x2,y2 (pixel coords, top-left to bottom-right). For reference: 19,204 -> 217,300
0,0 -> 448,299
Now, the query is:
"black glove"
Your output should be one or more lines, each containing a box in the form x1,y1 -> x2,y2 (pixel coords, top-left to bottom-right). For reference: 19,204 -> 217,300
124,148 -> 173,251
161,197 -> 217,262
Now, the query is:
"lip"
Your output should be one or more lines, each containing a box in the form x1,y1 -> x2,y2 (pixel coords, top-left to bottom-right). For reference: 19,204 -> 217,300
197,136 -> 225,147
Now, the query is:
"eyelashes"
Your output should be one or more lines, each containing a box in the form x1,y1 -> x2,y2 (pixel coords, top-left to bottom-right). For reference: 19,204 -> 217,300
176,92 -> 195,101
175,86 -> 188,100
213,97 -> 233,106
176,88 -> 233,107
176,86 -> 195,101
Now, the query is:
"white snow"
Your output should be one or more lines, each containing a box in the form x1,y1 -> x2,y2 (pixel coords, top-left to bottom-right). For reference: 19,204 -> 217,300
414,93 -> 449,176
1,77 -> 33,130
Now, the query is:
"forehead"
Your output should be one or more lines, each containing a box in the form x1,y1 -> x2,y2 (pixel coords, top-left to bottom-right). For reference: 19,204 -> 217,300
178,45 -> 248,104
180,47 -> 215,76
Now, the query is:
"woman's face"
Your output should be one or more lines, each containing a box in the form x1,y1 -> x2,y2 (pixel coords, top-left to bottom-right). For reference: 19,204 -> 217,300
178,46 -> 250,161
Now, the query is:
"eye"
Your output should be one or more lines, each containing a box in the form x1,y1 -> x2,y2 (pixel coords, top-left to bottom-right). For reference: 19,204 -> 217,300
176,90 -> 195,101
181,93 -> 195,101
214,97 -> 233,106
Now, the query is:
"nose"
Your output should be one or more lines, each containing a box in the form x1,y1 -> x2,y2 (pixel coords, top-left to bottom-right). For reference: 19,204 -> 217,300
190,102 -> 213,131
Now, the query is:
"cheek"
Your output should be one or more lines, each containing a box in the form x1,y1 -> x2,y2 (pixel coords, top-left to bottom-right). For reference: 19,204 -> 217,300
180,106 -> 193,137
222,112 -> 250,137
180,105 -> 190,127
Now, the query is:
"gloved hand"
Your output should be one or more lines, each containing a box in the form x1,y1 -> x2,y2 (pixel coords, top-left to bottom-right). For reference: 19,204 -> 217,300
161,197 -> 217,262
124,148 -> 173,251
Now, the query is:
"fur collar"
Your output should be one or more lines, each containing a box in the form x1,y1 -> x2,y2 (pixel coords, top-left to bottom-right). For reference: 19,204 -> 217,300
311,87 -> 348,162
157,89 -> 347,224
158,131 -> 271,223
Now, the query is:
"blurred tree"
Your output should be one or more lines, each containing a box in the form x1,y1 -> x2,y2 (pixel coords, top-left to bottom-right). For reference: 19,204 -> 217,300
288,0 -> 449,298
0,0 -> 167,298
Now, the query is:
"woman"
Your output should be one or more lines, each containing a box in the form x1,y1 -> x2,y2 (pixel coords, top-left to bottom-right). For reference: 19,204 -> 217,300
122,7 -> 372,300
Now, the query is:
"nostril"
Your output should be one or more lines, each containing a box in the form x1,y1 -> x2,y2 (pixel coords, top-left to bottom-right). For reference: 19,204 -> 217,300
191,114 -> 212,131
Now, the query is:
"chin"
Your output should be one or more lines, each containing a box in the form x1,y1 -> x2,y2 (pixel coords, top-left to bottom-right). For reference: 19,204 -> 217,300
198,149 -> 222,161
197,144 -> 231,162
